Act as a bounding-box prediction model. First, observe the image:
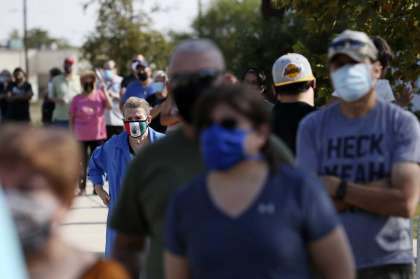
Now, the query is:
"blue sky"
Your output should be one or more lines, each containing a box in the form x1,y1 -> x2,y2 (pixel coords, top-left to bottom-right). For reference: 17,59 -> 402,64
0,0 -> 210,46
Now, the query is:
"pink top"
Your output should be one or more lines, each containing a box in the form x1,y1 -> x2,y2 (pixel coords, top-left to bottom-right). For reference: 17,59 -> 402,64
70,90 -> 107,141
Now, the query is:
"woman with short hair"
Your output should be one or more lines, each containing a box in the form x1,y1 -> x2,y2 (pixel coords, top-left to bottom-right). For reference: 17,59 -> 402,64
164,85 -> 355,279
70,71 -> 112,195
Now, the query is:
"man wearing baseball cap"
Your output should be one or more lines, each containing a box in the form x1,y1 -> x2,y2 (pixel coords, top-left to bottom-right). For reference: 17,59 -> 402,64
50,56 -> 81,127
271,53 -> 316,154
297,29 -> 420,278
120,58 -> 153,107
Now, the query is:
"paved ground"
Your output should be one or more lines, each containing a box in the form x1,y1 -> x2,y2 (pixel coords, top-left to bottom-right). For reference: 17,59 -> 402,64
59,183 -> 108,255
59,181 -> 420,274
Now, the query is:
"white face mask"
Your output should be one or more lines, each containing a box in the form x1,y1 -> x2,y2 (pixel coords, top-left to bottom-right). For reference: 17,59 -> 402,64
5,189 -> 59,255
331,63 -> 374,102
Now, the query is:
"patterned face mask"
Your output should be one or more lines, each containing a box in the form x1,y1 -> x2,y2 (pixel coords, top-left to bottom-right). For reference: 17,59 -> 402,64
124,120 -> 148,138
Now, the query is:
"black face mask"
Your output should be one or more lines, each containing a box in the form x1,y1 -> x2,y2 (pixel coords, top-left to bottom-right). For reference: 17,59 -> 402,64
64,65 -> 72,74
15,77 -> 24,83
171,69 -> 221,124
83,82 -> 94,92
137,72 -> 148,82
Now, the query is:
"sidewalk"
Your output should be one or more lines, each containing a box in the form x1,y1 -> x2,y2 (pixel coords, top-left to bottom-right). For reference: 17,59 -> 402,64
59,184 -> 108,255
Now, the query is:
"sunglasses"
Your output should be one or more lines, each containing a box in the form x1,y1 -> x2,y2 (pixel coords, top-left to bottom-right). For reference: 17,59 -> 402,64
170,69 -> 222,87
329,39 -> 366,50
207,118 -> 238,130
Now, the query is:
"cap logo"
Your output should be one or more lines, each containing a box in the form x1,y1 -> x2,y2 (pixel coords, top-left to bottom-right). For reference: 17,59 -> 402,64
284,64 -> 301,78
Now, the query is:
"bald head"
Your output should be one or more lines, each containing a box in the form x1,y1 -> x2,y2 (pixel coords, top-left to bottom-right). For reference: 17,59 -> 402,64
104,60 -> 116,70
168,39 -> 225,77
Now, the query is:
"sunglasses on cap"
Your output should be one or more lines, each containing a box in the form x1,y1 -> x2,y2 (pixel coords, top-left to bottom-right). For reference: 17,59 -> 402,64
329,39 -> 366,50
170,69 -> 222,87
131,60 -> 148,71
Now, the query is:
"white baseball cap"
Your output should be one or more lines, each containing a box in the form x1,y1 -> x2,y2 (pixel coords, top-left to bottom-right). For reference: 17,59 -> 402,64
272,53 -> 315,87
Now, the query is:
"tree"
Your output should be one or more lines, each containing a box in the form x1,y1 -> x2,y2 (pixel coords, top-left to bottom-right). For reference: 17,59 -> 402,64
26,28 -> 71,49
191,0 -> 331,102
191,0 -> 419,104
7,28 -> 72,49
272,0 -> 420,82
82,0 -> 172,75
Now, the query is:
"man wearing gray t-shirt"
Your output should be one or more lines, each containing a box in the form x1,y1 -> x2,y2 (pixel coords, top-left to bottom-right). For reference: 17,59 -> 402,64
297,30 -> 420,278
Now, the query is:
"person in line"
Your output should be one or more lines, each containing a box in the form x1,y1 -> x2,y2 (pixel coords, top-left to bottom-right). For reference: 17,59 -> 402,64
0,70 -> 13,121
271,53 -> 317,154
243,68 -> 267,95
330,36 -> 413,108
88,97 -> 165,257
0,125 -> 130,279
69,71 -> 112,195
4,67 -> 33,122
110,39 -> 293,279
120,59 -> 153,107
120,54 -> 145,97
296,30 -> 420,278
147,70 -> 169,133
159,92 -> 182,131
370,36 -> 414,108
100,60 -> 124,138
50,57 -> 81,127
42,68 -> 62,126
165,84 -> 355,279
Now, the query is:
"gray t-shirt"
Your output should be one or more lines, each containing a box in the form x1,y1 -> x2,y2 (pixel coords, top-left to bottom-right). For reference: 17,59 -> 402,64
296,100 -> 420,269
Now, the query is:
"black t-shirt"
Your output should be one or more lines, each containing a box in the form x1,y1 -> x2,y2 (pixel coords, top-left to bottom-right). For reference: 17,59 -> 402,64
6,81 -> 32,121
146,95 -> 167,133
121,74 -> 136,89
272,101 -> 316,155
0,82 -> 8,119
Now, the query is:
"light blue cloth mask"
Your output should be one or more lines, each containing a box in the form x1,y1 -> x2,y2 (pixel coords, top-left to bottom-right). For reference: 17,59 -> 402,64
331,63 -> 373,102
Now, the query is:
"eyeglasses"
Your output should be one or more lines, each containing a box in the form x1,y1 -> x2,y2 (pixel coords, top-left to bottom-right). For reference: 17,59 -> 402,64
329,39 -> 366,50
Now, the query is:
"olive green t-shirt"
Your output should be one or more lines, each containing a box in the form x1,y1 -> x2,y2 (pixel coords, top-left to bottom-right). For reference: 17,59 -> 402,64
110,128 -> 293,279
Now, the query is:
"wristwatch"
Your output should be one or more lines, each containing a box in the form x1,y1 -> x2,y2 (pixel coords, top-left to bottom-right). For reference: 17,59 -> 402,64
335,180 -> 348,200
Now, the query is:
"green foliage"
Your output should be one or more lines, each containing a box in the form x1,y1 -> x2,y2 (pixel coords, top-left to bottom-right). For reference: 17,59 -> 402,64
7,28 -> 72,49
274,0 -> 420,81
26,28 -> 72,49
191,0 -> 420,104
81,0 -> 172,75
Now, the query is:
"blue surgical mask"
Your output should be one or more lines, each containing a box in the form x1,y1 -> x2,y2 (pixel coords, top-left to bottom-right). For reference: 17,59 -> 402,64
200,123 -> 248,171
103,69 -> 113,81
331,63 -> 373,102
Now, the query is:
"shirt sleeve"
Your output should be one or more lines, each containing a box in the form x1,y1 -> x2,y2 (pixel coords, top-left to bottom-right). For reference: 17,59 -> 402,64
50,77 -> 59,98
268,135 -> 294,165
87,144 -> 107,186
296,115 -> 319,174
25,83 -> 33,94
301,173 -> 340,242
110,155 -> 151,235
392,112 -> 420,163
165,189 -> 187,256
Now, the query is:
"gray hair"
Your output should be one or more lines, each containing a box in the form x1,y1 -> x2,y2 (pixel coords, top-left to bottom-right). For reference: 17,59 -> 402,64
123,97 -> 151,115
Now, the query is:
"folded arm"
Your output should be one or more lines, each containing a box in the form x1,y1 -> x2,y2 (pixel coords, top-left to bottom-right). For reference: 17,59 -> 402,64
323,162 -> 420,217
